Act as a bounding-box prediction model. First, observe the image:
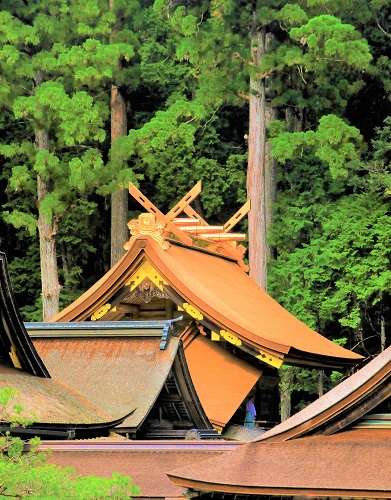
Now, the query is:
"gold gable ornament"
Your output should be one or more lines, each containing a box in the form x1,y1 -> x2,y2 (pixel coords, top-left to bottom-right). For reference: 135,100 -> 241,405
124,213 -> 170,251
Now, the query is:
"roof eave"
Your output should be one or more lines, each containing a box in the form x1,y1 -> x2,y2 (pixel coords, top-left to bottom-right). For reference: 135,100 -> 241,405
166,476 -> 390,499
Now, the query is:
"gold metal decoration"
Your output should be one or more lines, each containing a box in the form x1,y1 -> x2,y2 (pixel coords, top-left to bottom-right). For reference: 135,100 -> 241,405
178,303 -> 204,320
125,260 -> 168,291
219,329 -> 242,346
256,349 -> 284,369
91,303 -> 112,321
9,345 -> 22,369
124,213 -> 170,250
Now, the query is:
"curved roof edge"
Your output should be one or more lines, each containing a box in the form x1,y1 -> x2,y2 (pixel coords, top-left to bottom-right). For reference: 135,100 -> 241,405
166,430 -> 391,498
256,346 -> 391,442
0,252 -> 49,377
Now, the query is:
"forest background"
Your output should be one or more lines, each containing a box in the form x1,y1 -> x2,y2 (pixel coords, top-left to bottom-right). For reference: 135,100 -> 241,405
0,0 -> 390,413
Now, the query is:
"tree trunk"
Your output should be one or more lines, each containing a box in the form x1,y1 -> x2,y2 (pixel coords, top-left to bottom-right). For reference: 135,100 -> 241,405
35,132 -> 60,321
110,2 -> 128,268
265,99 -> 278,262
318,369 -> 324,397
247,24 -> 267,289
279,367 -> 293,422
247,24 -> 277,289
34,70 -> 60,321
380,309 -> 386,352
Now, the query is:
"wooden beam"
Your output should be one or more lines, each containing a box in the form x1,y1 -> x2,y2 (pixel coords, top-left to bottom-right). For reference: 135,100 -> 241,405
129,183 -> 193,246
183,204 -> 208,226
200,233 -> 246,242
166,181 -> 202,220
223,199 -> 251,233
179,226 -> 224,234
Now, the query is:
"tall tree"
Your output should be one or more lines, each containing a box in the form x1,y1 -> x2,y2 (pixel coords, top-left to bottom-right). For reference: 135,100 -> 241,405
158,0 -> 372,288
110,0 -> 129,267
108,0 -> 142,266
0,0 -> 136,319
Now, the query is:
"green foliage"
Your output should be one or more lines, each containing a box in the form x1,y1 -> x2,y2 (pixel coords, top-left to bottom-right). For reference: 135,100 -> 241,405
268,149 -> 391,355
0,462 -> 138,500
270,114 -> 364,177
0,0 -> 390,401
279,364 -> 345,414
0,388 -> 139,499
0,387 -> 36,428
290,15 -> 372,71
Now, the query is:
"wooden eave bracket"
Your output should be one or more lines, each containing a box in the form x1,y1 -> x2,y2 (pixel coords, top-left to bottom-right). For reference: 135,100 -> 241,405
223,199 -> 251,233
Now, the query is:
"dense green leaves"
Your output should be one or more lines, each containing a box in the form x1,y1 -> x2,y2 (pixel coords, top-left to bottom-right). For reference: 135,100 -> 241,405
270,114 -> 364,177
0,389 -> 139,499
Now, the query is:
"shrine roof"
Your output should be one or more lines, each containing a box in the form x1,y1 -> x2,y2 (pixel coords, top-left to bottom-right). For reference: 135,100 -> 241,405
182,334 -> 262,429
50,182 -> 362,369
166,428 -> 391,498
167,347 -> 391,497
51,236 -> 362,369
256,344 -> 391,442
33,335 -> 179,430
40,440 -> 241,500
0,251 -> 48,376
0,252 -> 132,437
32,332 -> 209,431
0,364 -> 126,429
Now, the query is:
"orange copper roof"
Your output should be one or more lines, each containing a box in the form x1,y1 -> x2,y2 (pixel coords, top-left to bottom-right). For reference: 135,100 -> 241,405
168,347 -> 391,497
50,183 -> 362,369
167,428 -> 391,498
52,236 -> 361,369
41,440 -> 241,500
183,335 -> 262,429
33,336 -> 181,430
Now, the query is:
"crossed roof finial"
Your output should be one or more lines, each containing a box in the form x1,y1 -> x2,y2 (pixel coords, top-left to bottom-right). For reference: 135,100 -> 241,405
127,182 -> 251,265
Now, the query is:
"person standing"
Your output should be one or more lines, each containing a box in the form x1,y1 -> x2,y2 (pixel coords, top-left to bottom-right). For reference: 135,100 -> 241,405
244,395 -> 256,428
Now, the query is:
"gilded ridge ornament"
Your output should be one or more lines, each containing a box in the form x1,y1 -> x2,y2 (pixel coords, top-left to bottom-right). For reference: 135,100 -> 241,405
124,213 -> 170,251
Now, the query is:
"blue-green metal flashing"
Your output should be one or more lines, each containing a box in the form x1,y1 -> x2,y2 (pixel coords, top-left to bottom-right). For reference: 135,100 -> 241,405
25,317 -> 183,350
